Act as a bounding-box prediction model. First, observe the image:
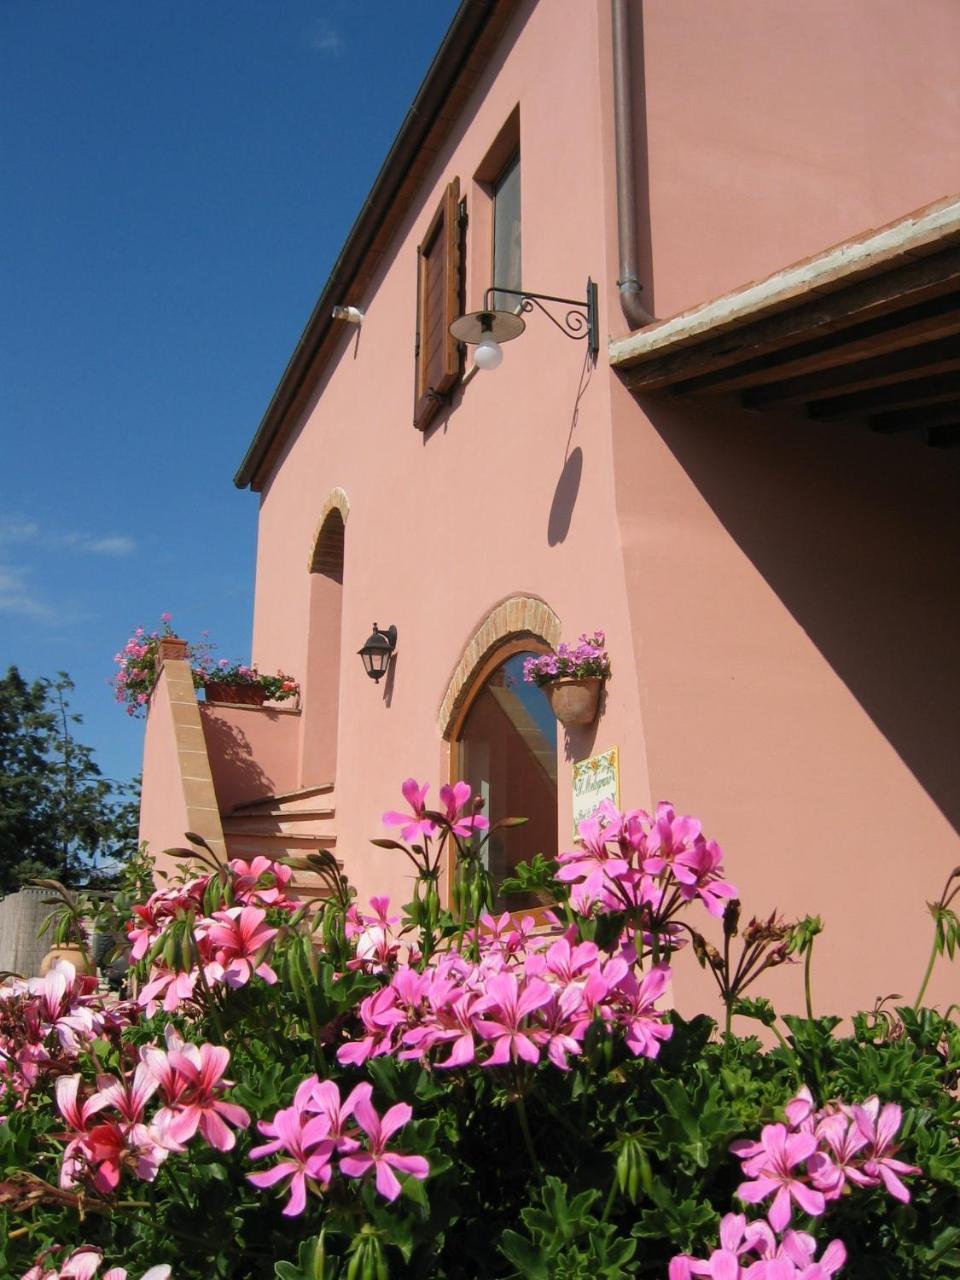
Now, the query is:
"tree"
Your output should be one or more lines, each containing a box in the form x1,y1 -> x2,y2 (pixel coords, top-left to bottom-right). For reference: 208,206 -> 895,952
0,667 -> 139,895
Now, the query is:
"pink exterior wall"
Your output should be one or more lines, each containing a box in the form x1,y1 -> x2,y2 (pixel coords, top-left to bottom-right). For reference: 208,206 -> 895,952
249,0 -> 645,920
632,0 -> 960,324
138,669 -> 191,860
234,0 -> 959,1017
200,704 -> 301,814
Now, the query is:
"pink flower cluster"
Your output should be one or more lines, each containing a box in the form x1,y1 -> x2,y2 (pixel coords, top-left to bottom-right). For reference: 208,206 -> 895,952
21,1247 -> 169,1280
338,911 -> 673,1071
110,617 -> 189,717
669,1088 -> 921,1279
522,630 -> 610,685
345,896 -> 406,971
0,962 -> 131,1109
248,1076 -> 428,1214
732,1087 -> 921,1229
669,1214 -> 846,1280
130,857 -> 295,1016
56,1025 -> 250,1196
382,778 -> 490,845
558,800 -> 737,925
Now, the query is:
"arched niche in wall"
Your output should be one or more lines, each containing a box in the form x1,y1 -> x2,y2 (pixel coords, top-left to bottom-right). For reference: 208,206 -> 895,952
440,597 -> 562,908
302,489 -> 349,786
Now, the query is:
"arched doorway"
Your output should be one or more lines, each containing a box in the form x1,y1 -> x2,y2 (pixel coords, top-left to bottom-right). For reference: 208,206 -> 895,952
450,639 -> 558,908
302,504 -> 345,785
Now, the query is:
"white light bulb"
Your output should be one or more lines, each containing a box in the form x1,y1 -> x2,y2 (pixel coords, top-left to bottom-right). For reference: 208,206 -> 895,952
473,335 -> 503,371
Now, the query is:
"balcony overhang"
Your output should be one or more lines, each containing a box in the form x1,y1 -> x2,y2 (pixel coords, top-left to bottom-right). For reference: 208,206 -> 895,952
609,195 -> 960,447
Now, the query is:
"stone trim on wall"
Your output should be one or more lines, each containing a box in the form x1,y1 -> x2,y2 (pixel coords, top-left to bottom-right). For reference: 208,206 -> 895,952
438,595 -> 562,737
308,487 -> 350,573
160,658 -> 228,863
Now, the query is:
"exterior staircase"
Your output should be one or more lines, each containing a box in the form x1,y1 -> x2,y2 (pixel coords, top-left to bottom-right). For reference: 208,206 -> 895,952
221,782 -> 337,862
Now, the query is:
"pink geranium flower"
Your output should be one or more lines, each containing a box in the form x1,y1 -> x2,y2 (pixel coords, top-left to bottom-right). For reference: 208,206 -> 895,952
205,905 -> 279,988
248,1104 -> 337,1216
473,971 -> 552,1066
144,1039 -> 249,1152
439,780 -> 489,838
607,962 -> 674,1059
382,778 -> 438,843
733,1123 -> 825,1230
851,1097 -> 921,1202
339,1096 -> 429,1202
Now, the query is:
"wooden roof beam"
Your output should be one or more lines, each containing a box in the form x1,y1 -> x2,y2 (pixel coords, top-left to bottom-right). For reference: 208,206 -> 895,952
809,370 -> 960,420
618,246 -> 960,392
741,333 -> 960,408
868,401 -> 960,432
671,292 -> 960,397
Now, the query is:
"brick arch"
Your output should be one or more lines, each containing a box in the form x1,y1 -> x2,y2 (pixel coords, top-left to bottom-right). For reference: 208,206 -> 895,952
307,488 -> 350,573
438,595 -> 562,738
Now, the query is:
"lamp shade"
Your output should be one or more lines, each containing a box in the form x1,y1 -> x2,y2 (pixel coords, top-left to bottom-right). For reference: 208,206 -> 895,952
358,624 -> 397,683
449,309 -> 526,346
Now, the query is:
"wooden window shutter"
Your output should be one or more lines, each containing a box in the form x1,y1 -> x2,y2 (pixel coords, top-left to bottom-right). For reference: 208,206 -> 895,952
414,177 -> 462,430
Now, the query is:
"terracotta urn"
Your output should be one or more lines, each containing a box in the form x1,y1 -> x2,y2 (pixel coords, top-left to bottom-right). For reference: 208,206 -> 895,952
545,676 -> 603,727
40,944 -> 95,977
204,682 -> 268,706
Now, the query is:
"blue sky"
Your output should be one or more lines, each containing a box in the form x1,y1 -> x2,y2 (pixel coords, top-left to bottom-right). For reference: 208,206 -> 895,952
0,1 -> 459,789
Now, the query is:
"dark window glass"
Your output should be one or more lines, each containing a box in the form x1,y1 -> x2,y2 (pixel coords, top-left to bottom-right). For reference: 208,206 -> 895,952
492,151 -> 521,312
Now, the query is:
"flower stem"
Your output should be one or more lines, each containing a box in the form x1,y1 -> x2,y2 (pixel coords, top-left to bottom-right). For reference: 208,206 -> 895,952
804,939 -> 815,1022
914,931 -> 941,1012
515,1095 -> 542,1181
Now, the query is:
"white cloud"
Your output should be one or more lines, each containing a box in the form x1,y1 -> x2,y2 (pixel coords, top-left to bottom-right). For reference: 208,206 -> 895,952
75,535 -> 137,556
0,565 -> 56,621
0,517 -> 136,557
310,21 -> 343,55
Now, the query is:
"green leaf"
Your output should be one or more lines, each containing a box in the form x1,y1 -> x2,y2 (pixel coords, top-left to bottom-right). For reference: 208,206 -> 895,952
499,1230 -> 549,1280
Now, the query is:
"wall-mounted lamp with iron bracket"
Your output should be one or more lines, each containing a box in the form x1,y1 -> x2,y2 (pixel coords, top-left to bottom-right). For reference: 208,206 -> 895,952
449,279 -> 598,370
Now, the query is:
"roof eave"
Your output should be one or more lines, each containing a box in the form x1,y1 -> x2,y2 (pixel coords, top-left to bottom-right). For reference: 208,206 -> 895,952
234,0 -> 517,491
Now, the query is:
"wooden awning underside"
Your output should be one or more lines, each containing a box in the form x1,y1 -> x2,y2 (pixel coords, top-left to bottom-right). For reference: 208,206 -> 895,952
608,196 -> 960,447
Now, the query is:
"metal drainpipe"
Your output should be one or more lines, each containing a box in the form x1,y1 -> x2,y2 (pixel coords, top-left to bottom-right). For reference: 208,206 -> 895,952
612,0 -> 656,329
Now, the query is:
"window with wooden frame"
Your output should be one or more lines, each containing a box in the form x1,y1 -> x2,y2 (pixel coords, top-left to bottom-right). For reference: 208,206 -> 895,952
414,177 -> 462,430
471,108 -> 521,314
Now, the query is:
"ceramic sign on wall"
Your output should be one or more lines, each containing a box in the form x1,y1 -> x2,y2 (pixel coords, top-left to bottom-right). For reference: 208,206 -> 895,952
571,746 -> 620,836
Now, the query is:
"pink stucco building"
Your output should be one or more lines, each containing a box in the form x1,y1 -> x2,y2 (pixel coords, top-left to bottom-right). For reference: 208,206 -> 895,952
141,0 -> 960,1018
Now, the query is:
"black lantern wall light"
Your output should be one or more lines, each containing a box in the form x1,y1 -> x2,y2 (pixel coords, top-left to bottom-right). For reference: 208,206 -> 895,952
449,279 -> 598,370
358,624 -> 397,683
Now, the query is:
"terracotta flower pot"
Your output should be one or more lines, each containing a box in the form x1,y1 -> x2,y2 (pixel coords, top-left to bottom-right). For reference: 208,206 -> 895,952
545,676 -> 603,727
156,636 -> 189,663
204,682 -> 268,706
40,944 -> 95,977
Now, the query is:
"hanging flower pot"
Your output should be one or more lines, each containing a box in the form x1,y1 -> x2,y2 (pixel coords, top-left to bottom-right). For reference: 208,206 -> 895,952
203,682 -> 269,706
545,676 -> 603,727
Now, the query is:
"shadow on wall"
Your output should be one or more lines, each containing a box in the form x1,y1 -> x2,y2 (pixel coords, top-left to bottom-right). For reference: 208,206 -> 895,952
202,714 -> 276,811
641,396 -> 960,833
547,345 -> 596,546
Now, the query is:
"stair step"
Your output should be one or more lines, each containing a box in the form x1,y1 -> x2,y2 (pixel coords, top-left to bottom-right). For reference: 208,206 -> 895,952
223,828 -> 337,846
225,807 -> 334,823
232,783 -> 334,813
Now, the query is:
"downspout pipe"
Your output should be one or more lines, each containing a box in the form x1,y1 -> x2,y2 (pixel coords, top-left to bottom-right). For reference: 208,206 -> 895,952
612,0 -> 656,329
